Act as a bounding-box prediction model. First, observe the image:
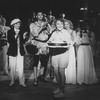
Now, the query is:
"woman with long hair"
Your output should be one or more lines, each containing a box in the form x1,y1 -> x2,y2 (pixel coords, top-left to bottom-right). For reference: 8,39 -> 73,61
64,19 -> 77,84
76,24 -> 98,85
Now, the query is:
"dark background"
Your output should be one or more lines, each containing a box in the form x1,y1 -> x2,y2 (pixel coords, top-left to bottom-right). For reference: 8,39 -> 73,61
0,0 -> 100,40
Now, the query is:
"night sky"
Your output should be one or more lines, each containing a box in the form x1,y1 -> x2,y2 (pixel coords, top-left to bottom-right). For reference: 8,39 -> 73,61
0,0 -> 100,40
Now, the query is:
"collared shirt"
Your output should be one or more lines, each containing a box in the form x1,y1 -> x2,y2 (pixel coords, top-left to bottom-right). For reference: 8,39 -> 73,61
14,28 -> 20,34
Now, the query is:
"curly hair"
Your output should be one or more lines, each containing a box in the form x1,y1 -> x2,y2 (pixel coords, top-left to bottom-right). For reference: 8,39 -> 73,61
64,19 -> 73,29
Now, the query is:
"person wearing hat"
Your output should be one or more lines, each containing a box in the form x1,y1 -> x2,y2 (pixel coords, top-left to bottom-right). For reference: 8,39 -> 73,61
7,18 -> 28,87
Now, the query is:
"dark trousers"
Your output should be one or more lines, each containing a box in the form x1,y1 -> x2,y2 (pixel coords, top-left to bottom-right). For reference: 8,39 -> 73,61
34,54 -> 49,78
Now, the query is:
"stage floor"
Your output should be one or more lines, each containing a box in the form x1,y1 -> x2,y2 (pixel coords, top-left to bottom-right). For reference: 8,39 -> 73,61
0,56 -> 100,100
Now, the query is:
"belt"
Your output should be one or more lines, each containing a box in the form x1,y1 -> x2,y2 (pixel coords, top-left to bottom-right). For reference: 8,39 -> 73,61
80,43 -> 90,46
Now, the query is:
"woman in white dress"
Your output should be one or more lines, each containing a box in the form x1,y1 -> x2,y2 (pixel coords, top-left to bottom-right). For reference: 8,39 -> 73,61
76,28 -> 98,85
64,19 -> 77,84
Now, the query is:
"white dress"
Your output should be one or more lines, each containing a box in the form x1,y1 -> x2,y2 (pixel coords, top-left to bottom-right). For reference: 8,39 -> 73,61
65,30 -> 77,84
76,32 -> 98,85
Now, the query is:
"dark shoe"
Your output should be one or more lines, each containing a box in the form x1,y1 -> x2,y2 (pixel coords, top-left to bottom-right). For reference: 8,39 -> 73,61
38,75 -> 43,80
39,75 -> 48,82
41,78 -> 49,82
33,79 -> 38,86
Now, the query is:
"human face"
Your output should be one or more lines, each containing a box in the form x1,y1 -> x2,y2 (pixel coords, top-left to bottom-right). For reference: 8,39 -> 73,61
13,22 -> 21,29
64,21 -> 70,30
56,20 -> 64,31
37,12 -> 43,20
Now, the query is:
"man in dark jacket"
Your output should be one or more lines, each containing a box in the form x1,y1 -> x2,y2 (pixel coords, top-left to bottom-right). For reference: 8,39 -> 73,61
7,18 -> 28,87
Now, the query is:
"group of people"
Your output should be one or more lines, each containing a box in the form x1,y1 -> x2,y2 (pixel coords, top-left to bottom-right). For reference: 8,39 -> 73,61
0,11 -> 98,98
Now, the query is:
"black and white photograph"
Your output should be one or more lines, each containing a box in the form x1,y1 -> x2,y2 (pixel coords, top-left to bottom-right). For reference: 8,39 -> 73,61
0,0 -> 100,100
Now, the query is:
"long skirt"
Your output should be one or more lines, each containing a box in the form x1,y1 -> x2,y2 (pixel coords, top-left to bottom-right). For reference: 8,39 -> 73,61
77,45 -> 98,85
65,46 -> 76,84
